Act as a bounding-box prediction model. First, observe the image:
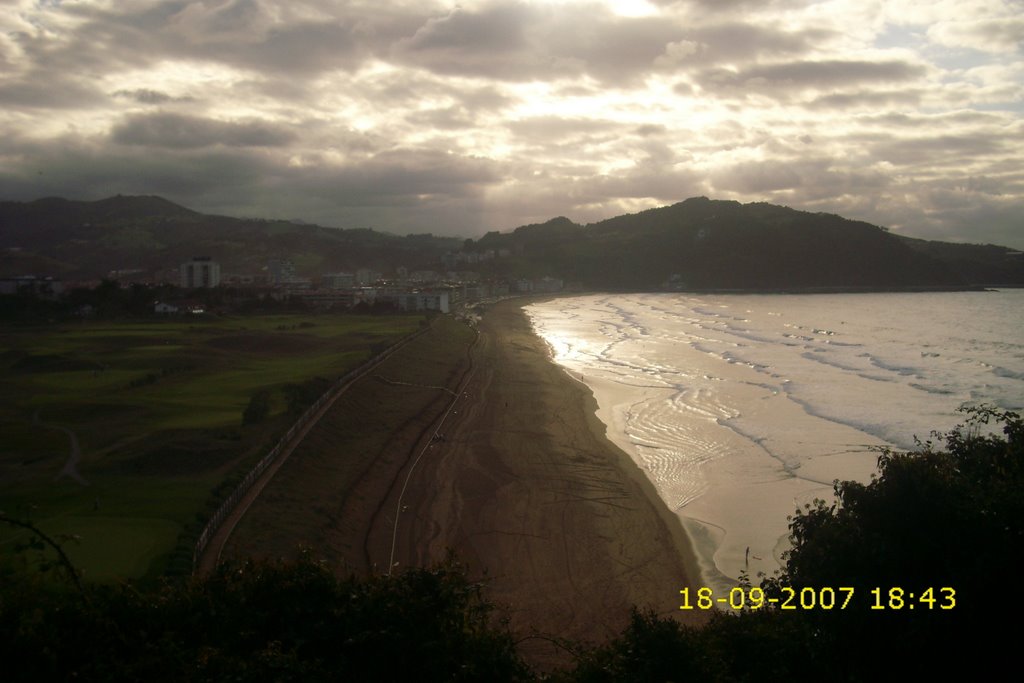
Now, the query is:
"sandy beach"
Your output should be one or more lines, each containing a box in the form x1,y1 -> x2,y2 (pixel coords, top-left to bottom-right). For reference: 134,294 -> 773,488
229,299 -> 704,667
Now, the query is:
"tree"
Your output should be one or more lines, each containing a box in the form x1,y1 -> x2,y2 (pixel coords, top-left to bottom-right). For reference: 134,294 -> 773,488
241,388 -> 272,425
760,405 -> 1022,678
564,407 -> 1022,681
0,552 -> 531,682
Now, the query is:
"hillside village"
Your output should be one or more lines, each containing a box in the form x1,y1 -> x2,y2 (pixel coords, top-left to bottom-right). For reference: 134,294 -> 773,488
172,252 -> 566,314
3,194 -> 1023,321
0,248 -> 567,319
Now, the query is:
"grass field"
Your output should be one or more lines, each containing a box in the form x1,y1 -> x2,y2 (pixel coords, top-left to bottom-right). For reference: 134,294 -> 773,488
0,313 -> 423,582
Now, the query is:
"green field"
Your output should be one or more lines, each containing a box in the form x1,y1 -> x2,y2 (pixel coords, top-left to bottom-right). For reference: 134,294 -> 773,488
0,313 -> 423,582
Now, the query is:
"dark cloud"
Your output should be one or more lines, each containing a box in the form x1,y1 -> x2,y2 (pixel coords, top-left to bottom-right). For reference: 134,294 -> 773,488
549,12 -> 690,83
856,110 -> 1010,129
686,22 -> 831,63
395,1 -> 688,83
506,116 -> 620,140
499,141 -> 705,210
654,0 -> 804,7
713,160 -> 803,194
591,164 -> 705,203
454,85 -> 515,111
395,6 -> 829,85
38,0 -> 425,76
0,134 -> 267,202
393,3 -> 552,81
868,133 -> 1008,166
635,124 -> 667,137
783,165 -> 891,204
401,3 -> 530,53
349,69 -> 514,117
111,112 -> 296,148
696,59 -> 927,96
971,18 -> 1024,50
0,1 -> 1020,248
406,107 -> 479,131
0,73 -> 107,109
884,188 -> 1024,248
808,90 -> 923,110
292,149 -> 500,204
0,133 -> 502,233
112,88 -> 193,104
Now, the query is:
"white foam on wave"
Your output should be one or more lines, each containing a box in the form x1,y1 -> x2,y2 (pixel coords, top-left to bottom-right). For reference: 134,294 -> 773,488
525,290 -> 1024,593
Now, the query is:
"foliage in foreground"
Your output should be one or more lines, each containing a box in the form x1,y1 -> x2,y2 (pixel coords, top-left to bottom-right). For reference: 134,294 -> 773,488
0,553 -> 530,682
3,407 -> 1020,681
564,406 -> 1022,681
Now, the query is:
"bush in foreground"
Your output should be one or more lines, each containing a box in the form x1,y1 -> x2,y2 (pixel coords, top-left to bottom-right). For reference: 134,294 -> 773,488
564,406 -> 1022,681
0,553 -> 530,682
4,407 -> 1019,681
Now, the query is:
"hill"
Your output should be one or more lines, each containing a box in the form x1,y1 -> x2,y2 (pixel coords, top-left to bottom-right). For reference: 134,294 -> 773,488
0,195 -> 461,280
1,194 -> 1021,289
473,197 -> 1024,290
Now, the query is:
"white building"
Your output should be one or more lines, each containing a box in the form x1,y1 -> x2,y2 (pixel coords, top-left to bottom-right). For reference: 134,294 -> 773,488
154,301 -> 178,314
0,276 -> 63,298
356,268 -> 381,286
409,270 -> 440,283
397,291 -> 450,313
268,259 -> 297,284
323,272 -> 356,289
535,276 -> 564,293
180,257 -> 221,288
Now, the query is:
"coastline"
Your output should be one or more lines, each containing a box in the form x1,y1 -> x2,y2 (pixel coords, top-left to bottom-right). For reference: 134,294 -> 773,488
522,289 -> 1024,593
228,299 -> 706,668
519,296 -> 707,601
399,298 -> 707,665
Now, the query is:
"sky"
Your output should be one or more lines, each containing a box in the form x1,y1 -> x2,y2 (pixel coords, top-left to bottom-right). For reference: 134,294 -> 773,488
1,0 -> 1022,247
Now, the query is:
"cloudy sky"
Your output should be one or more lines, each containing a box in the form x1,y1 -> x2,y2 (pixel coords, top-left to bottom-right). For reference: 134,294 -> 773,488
1,0 -> 1022,246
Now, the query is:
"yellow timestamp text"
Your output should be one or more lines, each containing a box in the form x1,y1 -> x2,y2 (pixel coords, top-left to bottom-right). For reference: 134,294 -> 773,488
679,586 -> 956,611
869,587 -> 956,610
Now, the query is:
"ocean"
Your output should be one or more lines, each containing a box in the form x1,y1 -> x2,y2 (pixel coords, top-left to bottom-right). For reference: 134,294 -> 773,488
525,290 -> 1024,592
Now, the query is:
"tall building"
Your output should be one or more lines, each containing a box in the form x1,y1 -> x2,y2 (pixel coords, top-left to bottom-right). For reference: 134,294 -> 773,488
268,259 -> 297,284
322,272 -> 356,289
397,291 -> 450,313
180,257 -> 221,288
356,268 -> 381,286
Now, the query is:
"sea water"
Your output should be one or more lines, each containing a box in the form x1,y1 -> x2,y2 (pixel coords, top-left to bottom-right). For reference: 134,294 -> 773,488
525,291 -> 1024,592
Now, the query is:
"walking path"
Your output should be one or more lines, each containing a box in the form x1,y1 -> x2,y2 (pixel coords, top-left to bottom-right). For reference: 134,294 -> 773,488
33,411 -> 88,486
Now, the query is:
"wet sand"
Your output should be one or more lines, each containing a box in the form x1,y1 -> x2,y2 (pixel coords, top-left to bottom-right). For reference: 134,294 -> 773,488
378,300 -> 705,665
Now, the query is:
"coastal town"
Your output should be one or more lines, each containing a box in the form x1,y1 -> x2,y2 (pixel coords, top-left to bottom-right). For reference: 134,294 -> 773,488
0,250 -> 568,318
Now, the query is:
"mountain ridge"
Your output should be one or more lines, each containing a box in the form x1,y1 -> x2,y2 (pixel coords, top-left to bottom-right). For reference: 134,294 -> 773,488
473,196 -> 1022,289
1,194 -> 1021,288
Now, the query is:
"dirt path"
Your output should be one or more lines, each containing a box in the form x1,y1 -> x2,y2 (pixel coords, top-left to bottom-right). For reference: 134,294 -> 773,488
33,411 -> 88,486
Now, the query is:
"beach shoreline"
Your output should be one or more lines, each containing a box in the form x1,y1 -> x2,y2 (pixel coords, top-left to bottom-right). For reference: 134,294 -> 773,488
400,298 -> 707,666
229,298 -> 706,668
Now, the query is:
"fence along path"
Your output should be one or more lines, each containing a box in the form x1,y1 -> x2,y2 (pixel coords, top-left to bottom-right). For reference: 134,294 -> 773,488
193,323 -> 431,574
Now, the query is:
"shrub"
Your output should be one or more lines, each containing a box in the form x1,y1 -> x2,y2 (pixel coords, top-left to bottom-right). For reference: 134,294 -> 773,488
241,388 -> 271,426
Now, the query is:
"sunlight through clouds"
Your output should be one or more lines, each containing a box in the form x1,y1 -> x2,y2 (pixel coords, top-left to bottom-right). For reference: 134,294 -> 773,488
0,0 -> 1020,246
